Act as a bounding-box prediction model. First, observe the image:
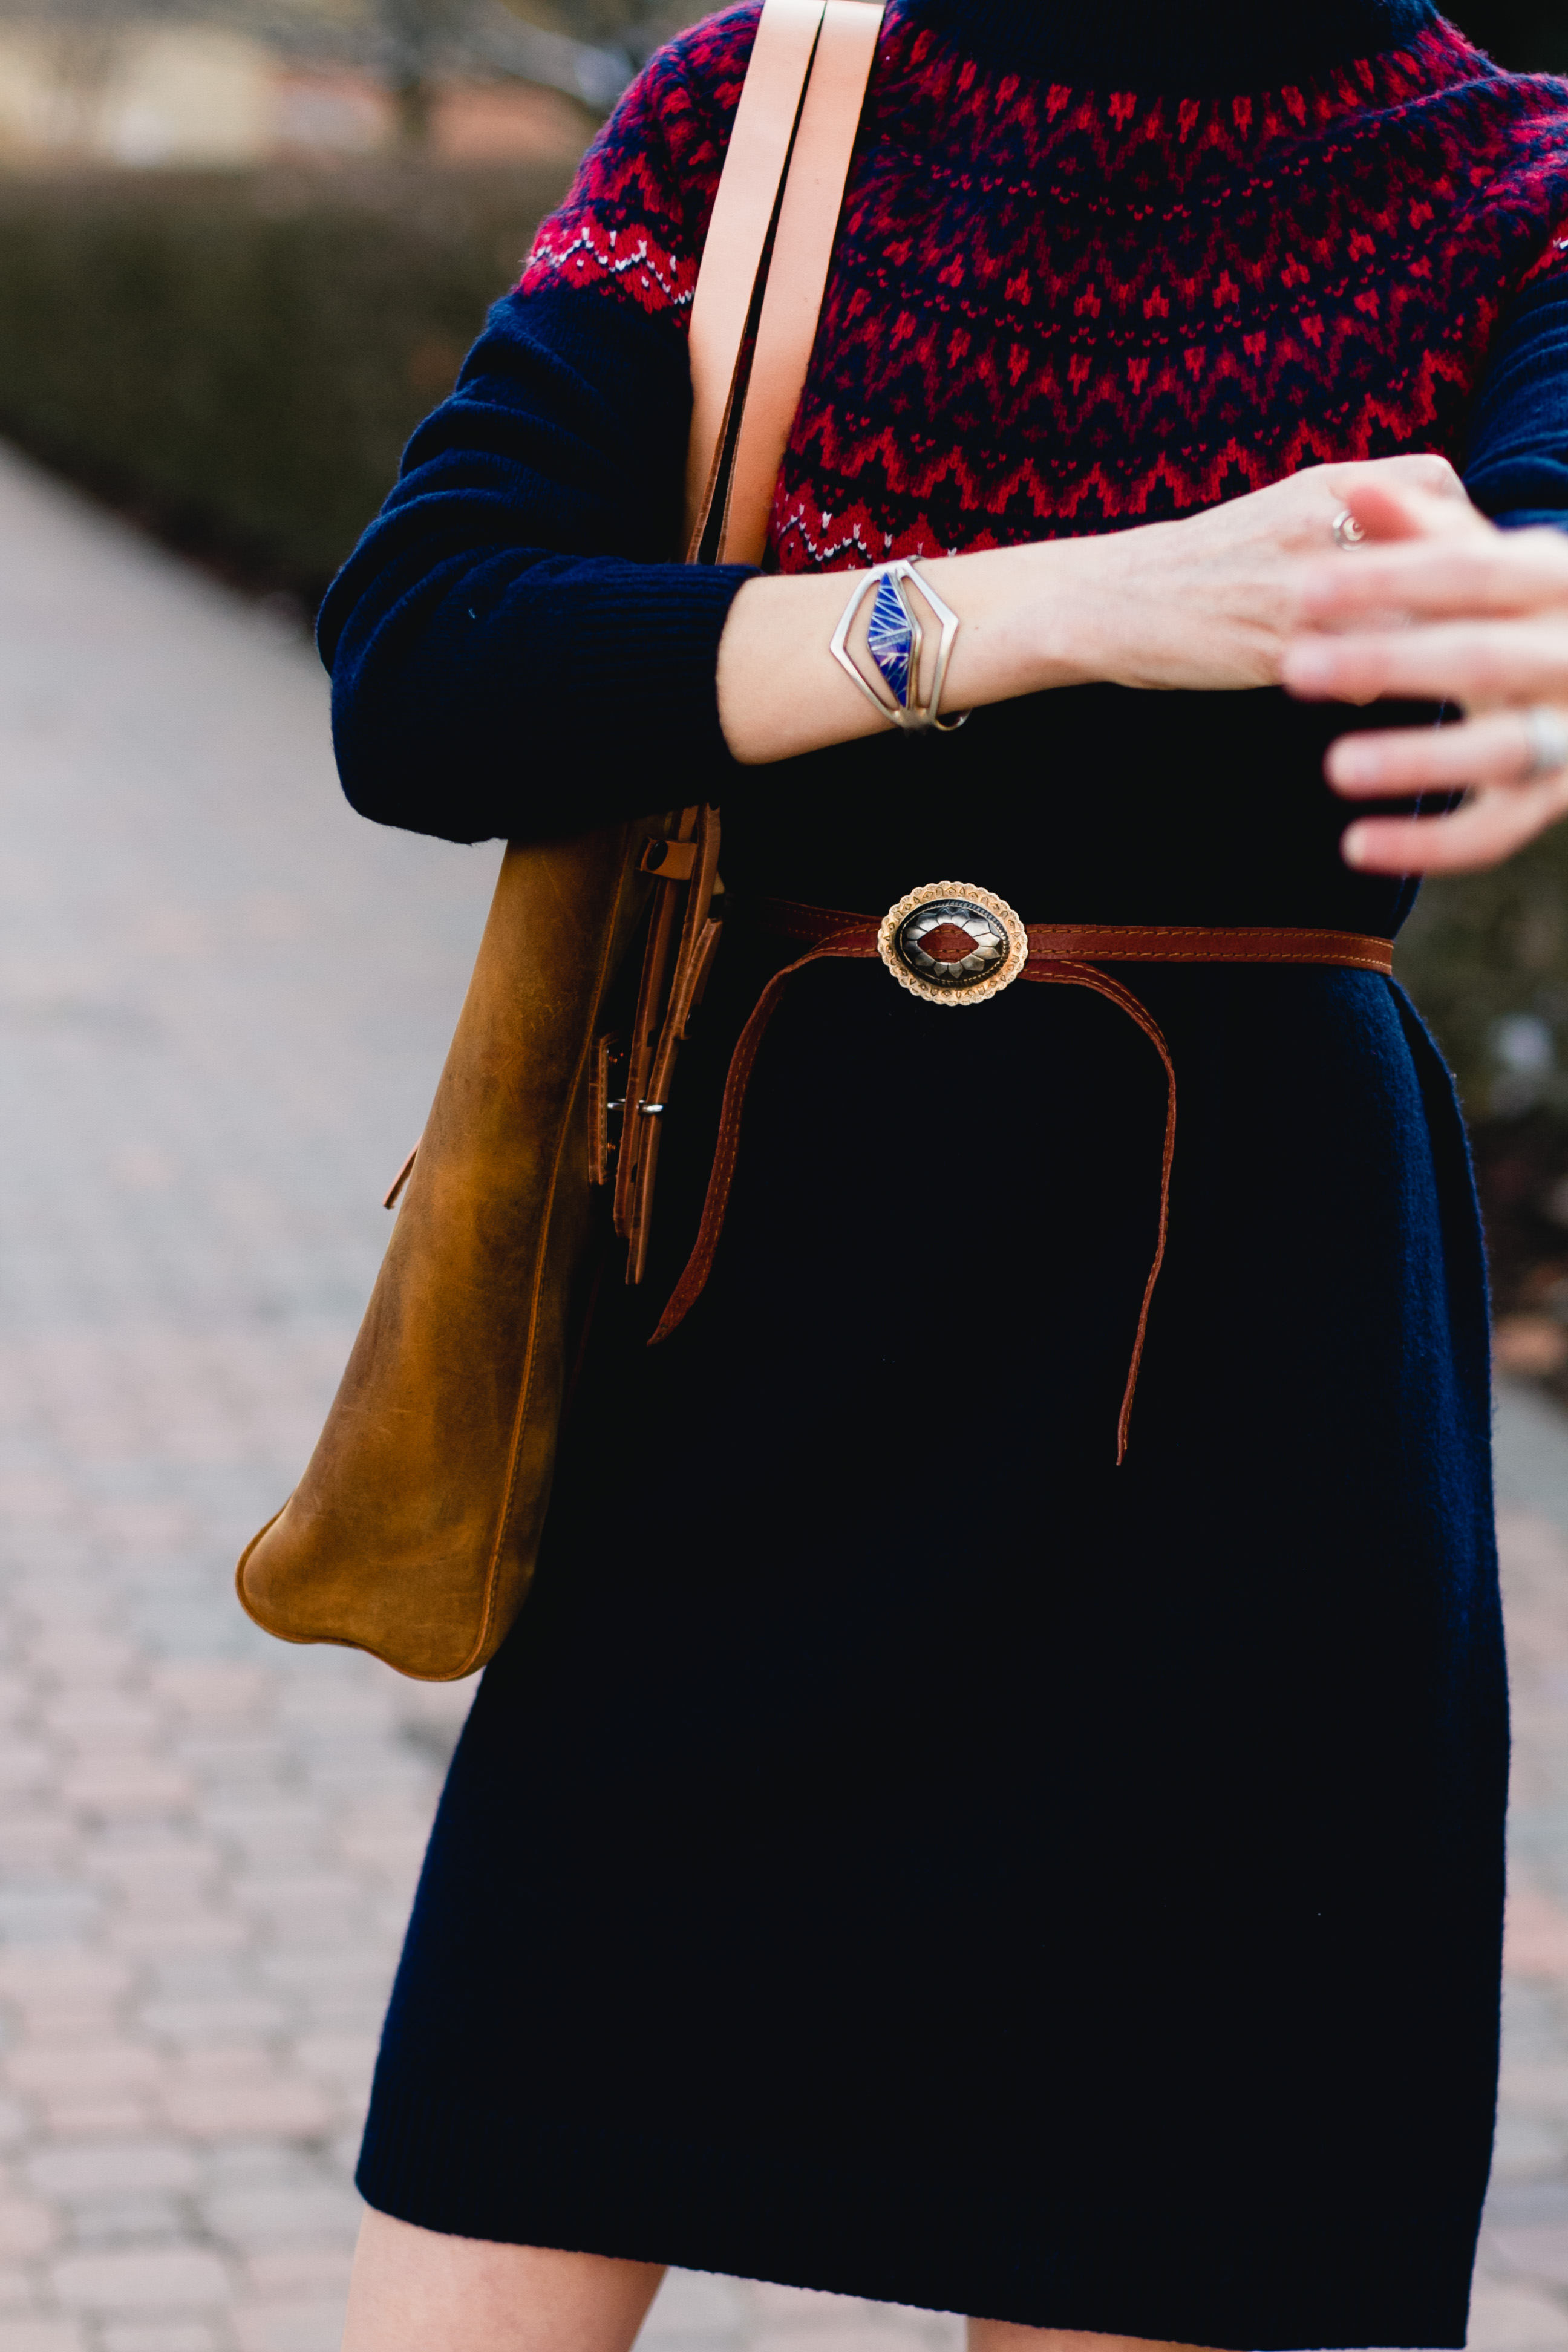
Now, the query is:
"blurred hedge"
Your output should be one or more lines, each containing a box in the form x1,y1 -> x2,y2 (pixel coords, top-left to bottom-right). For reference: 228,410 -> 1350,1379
0,159 -> 578,602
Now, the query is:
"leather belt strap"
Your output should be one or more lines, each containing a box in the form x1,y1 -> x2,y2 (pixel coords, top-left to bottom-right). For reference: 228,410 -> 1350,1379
614,806 -> 724,1283
756,896 -> 1396,972
650,900 -> 1396,1463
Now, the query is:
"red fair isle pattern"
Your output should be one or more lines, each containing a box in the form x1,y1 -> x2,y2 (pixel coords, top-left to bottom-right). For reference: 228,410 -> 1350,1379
521,17 -> 756,319
520,7 -> 1568,568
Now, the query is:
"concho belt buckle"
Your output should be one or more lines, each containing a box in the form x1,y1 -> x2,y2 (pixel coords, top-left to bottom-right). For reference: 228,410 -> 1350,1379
877,881 -> 1028,1007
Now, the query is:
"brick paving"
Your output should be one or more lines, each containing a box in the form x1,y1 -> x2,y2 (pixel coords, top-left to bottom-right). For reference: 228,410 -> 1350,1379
3,433 -> 1568,2352
0,442 -> 965,2352
1477,1387 -> 1568,2352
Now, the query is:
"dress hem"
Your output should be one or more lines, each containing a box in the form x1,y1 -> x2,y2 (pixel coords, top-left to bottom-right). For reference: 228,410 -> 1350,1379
355,2068 -> 1479,2351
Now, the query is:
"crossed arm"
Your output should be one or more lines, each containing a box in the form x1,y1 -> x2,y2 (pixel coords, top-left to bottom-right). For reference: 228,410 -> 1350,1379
716,452 -> 1568,877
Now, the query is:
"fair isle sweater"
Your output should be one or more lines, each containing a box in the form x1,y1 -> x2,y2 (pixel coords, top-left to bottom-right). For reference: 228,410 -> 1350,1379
319,0 -> 1568,887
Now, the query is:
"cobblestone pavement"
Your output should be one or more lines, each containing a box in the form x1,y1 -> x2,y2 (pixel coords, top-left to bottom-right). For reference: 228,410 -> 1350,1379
5,436 -> 1568,2352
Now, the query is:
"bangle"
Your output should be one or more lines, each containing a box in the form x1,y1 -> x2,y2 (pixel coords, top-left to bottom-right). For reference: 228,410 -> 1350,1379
829,558 -> 968,734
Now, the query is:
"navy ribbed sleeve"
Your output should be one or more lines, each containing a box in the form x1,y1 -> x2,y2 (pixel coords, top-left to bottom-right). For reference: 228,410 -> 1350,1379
316,283 -> 753,846
1465,261 -> 1568,527
320,238 -> 1568,852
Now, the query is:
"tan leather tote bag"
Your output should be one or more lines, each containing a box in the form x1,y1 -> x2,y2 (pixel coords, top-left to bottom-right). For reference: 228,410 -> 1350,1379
236,0 -> 884,1681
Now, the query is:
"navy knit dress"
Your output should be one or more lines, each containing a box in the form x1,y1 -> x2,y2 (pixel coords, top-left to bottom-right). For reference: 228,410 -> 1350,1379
319,2 -> 1568,2343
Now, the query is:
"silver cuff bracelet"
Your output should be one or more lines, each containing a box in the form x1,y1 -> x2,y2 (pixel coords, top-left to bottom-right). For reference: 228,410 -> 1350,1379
829,558 -> 967,734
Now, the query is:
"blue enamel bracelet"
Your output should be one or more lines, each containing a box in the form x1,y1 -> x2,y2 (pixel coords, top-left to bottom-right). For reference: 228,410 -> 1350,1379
829,558 -> 969,734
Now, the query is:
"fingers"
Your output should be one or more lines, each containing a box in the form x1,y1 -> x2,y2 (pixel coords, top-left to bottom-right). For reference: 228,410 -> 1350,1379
1333,479 -> 1483,549
1319,463 -> 1478,554
1342,769 -> 1568,874
1325,710 -> 1556,797
1282,615 -> 1568,705
1299,525 -> 1568,626
1282,457 -> 1568,872
1327,452 -> 1469,505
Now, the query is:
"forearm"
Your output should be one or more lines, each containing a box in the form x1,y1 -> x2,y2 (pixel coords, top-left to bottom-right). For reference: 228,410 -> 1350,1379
321,288 -> 756,844
718,457 -> 1476,764
716,540 -> 1116,764
328,538 -> 751,842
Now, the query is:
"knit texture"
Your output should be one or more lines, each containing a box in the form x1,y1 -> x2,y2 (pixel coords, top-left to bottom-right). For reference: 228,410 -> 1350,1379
522,8 -> 1568,566
318,4 -> 1568,848
910,0 -> 1437,83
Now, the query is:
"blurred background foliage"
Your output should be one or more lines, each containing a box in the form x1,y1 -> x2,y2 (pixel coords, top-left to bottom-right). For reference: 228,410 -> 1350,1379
0,0 -> 601,598
1,0 -> 1568,1346
0,159 -> 573,592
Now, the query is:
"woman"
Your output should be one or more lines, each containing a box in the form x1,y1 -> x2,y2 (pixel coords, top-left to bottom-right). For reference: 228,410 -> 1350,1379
322,1 -> 1568,2346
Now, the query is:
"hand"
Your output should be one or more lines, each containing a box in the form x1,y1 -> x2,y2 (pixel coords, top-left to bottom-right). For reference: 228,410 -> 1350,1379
1281,473 -> 1568,873
1074,453 -> 1468,693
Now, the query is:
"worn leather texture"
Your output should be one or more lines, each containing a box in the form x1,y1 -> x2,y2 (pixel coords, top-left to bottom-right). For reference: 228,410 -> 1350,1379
238,0 -> 880,1679
684,0 -> 826,558
236,826 -> 651,1680
721,0 -> 884,564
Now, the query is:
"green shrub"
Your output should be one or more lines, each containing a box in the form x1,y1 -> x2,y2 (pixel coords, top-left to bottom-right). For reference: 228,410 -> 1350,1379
0,158 -> 578,601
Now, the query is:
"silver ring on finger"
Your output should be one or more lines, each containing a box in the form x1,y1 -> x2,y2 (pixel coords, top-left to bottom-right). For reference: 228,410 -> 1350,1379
1523,704 -> 1568,780
1332,508 -> 1365,550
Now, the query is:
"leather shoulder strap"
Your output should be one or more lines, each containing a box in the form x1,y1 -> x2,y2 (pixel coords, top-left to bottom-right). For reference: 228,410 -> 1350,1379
683,0 -> 884,565
684,0 -> 825,560
718,0 -> 883,565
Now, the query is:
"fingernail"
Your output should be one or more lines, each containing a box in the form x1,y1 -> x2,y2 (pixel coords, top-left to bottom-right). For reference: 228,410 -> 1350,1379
1341,824 -> 1368,867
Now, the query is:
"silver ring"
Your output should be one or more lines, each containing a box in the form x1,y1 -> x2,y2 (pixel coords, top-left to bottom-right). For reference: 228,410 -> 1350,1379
1523,704 -> 1568,779
1331,509 -> 1365,550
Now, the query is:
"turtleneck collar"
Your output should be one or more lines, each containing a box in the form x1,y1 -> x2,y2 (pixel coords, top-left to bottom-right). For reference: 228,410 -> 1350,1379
903,0 -> 1444,91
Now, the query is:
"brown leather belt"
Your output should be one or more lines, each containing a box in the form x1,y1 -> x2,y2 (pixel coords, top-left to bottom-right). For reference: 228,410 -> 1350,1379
651,895 -> 1395,1462
754,898 -> 1397,972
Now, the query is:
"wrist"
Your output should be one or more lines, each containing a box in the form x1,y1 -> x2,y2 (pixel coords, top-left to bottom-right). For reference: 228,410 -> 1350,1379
929,537 -> 1125,699
1022,534 -> 1128,689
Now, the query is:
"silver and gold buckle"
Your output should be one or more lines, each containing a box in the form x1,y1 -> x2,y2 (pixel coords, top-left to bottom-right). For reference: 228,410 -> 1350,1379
877,881 -> 1029,1007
